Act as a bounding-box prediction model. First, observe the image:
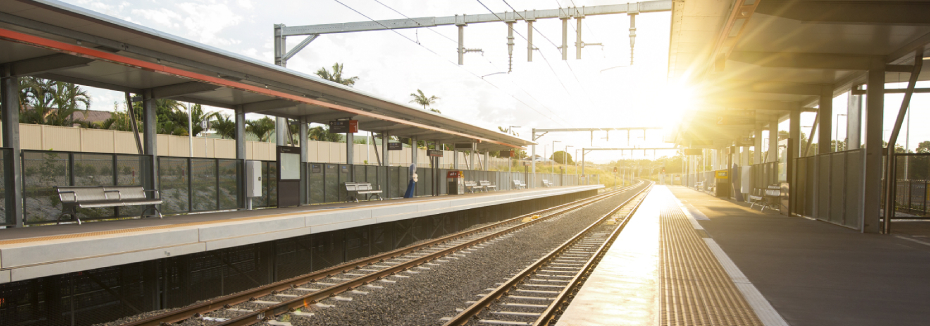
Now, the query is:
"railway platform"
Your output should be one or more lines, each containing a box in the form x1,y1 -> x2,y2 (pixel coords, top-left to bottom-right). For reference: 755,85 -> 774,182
557,185 -> 930,326
0,185 -> 600,285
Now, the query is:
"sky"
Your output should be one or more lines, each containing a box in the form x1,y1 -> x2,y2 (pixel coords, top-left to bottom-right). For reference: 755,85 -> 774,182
62,0 -> 680,163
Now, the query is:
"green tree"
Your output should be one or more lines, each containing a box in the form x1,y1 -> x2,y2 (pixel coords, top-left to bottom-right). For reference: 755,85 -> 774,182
96,101 -> 139,131
316,63 -> 359,87
246,117 -> 276,142
410,89 -> 441,113
17,77 -> 91,126
308,125 -> 344,142
550,151 -> 574,164
211,113 -> 237,139
917,141 -> 930,154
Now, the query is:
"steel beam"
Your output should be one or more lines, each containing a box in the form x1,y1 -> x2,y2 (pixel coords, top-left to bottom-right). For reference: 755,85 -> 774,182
1,65 -> 24,227
756,1 -> 930,25
303,112 -> 358,124
818,85 -> 833,154
235,105 -> 246,209
724,81 -> 824,96
150,81 -> 220,99
729,51 -> 873,70
241,99 -> 296,113
883,51 -> 923,234
280,2 -> 671,36
847,85 -> 862,150
33,72 -> 140,93
7,53 -> 93,76
142,89 -> 158,210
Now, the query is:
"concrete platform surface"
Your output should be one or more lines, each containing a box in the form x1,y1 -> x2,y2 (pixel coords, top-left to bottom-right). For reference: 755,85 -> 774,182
671,186 -> 930,326
0,185 -> 601,283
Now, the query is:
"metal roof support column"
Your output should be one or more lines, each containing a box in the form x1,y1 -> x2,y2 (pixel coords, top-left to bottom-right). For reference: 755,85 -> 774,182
789,109 -> 801,214
453,147 -> 459,169
526,12 -> 536,62
346,129 -> 354,167
883,51 -> 923,234
768,118 -> 778,162
142,89 -> 159,209
484,151 -> 489,171
276,117 -> 286,146
847,85 -> 862,150
470,143 -> 476,171
300,117 -> 308,205
1,65 -> 24,227
754,124 -> 763,164
862,58 -> 885,233
235,105 -> 246,209
819,85 -> 833,154
531,128 -> 536,188
560,9 -> 569,60
381,131 -> 389,167
575,14 -> 583,60
411,136 -> 417,168
456,15 -> 466,65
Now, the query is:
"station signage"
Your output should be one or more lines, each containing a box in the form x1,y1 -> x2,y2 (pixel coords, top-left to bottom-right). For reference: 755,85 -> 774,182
716,110 -> 755,125
454,143 -> 473,149
500,150 -> 514,158
329,120 -> 358,133
428,149 -> 444,157
387,142 -> 403,150
737,136 -> 754,146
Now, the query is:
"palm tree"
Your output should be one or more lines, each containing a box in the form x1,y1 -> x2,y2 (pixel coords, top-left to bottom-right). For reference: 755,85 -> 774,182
17,77 -> 90,126
246,117 -> 276,142
308,125 -> 344,142
98,101 -> 139,131
316,63 -> 359,87
211,113 -> 237,139
410,89 -> 441,113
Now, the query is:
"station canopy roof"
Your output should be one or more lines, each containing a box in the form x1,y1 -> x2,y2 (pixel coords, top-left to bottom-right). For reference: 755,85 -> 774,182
667,0 -> 930,148
0,0 -> 532,151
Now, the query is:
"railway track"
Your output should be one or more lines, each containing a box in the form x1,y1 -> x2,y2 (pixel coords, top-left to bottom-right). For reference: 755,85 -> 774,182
123,182 -> 645,326
440,182 -> 653,326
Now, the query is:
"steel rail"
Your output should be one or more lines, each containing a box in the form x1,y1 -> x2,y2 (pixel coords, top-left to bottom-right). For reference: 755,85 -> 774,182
441,182 -> 653,326
124,184 -> 640,326
212,183 -> 645,326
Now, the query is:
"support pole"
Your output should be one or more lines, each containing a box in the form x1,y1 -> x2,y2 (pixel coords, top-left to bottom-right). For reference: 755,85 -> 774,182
768,118 -> 778,162
789,109 -> 801,213
470,143 -> 476,171
276,117 -> 286,146
411,136 -> 418,168
754,124 -> 763,164
883,51 -> 923,234
346,129 -> 354,166
299,117 -> 308,204
531,128 -> 536,188
507,22 -> 515,73
862,57 -> 885,233
142,89 -> 158,209
235,106 -> 247,209
560,17 -> 569,60
819,85 -> 833,154
457,20 -> 466,65
381,131 -> 390,167
454,147 -> 460,169
273,24 -> 286,67
575,16 -> 583,60
527,20 -> 534,62
847,85 -> 863,150
1,65 -> 24,227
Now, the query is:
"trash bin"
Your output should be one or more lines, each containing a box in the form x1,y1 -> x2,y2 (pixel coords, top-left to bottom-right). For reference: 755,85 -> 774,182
447,170 -> 465,195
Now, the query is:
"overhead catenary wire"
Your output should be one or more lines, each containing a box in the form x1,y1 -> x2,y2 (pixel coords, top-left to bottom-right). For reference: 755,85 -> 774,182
332,0 -> 568,126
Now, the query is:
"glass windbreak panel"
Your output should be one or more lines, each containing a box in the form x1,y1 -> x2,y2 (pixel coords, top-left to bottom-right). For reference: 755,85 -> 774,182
378,166 -> 387,198
116,155 -> 146,217
160,157 -> 190,214
367,165 -> 379,193
192,159 -> 218,211
23,151 -> 69,224
338,165 -> 350,202
325,164 -> 338,203
400,166 -> 409,197
416,168 -> 425,196
309,163 -> 324,204
905,155 -> 930,181
390,166 -> 401,198
0,150 -> 6,225
267,162 -> 278,206
424,168 -> 433,196
354,165 -> 367,184
816,155 -> 831,221
218,160 -> 239,210
845,151 -> 864,227
280,153 -> 300,180
830,153 -> 846,224
73,153 -> 116,220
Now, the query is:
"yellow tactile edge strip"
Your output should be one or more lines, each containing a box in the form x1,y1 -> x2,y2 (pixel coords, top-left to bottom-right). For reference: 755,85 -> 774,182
0,186 -> 587,246
660,203 -> 764,326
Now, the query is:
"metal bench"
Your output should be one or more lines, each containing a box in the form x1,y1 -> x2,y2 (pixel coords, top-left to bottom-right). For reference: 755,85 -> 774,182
694,181 -> 704,191
512,179 -> 526,190
542,179 -> 553,187
479,180 -> 496,192
345,182 -> 383,202
761,185 -> 782,212
56,186 -> 162,225
464,180 -> 484,193
748,188 -> 765,209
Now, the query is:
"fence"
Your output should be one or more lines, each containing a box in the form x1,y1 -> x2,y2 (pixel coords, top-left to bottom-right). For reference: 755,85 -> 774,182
891,154 -> 930,218
750,162 -> 778,191
793,150 -> 864,227
15,149 -> 594,226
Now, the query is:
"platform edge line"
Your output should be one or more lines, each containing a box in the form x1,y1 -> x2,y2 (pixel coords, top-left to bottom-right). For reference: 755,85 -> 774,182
703,238 -> 789,326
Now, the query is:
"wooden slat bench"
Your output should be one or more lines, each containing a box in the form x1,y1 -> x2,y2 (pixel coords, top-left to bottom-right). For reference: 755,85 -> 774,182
56,186 -> 162,225
345,182 -> 383,202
